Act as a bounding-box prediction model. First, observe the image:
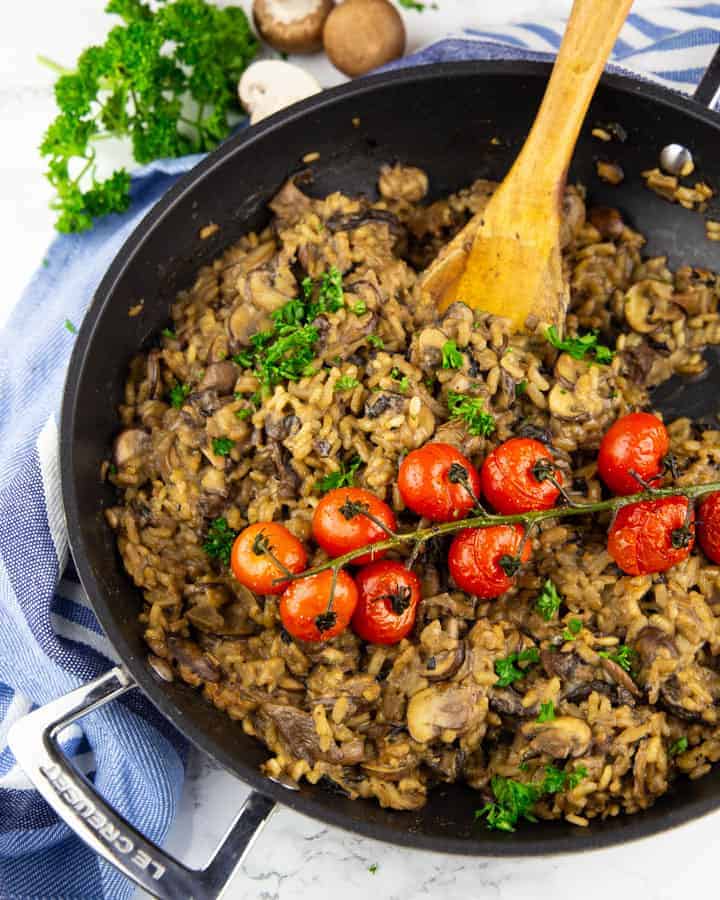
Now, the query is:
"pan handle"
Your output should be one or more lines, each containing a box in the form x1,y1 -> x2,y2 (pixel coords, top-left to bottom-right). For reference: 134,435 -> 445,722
694,44 -> 720,109
7,667 -> 276,900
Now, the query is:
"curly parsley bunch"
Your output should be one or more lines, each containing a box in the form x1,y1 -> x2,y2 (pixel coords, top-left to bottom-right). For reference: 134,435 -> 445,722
40,0 -> 257,233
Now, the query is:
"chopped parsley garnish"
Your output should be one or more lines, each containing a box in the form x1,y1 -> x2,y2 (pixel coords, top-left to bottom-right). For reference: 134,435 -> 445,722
670,737 -> 688,756
599,644 -> 636,673
546,326 -> 614,364
476,765 -> 588,832
235,407 -> 253,420
335,375 -> 360,392
516,380 -> 528,397
212,437 -> 234,456
352,300 -> 368,316
441,339 -> 463,369
315,456 -> 363,494
161,327 -> 176,339
563,618 -> 583,641
232,267 -> 344,390
537,701 -> 555,723
368,864 -> 378,875
535,579 -> 562,621
367,334 -> 384,349
398,0 -> 426,9
391,368 -> 409,392
494,647 -> 540,687
64,318 -> 78,334
169,382 -> 191,409
203,517 -> 238,566
447,391 -> 496,437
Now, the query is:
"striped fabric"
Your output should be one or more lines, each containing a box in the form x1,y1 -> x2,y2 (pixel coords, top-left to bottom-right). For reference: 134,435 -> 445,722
1,4 -> 719,898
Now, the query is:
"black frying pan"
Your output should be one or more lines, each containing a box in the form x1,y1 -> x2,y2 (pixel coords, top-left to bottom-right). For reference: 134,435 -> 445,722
9,55 -> 720,899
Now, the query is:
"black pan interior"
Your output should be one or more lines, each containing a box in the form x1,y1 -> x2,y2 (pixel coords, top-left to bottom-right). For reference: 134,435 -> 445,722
62,61 -> 720,855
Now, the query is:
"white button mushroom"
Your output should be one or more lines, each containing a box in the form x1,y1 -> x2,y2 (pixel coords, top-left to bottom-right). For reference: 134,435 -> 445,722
253,0 -> 334,54
238,60 -> 322,124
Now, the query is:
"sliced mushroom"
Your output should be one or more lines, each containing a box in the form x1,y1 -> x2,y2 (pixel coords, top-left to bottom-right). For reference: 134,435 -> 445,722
269,177 -> 313,225
263,704 -> 365,764
186,603 -> 226,633
521,716 -> 592,758
364,392 -> 405,419
167,637 -> 220,683
489,688 -> 538,719
600,657 -> 642,698
424,642 -> 466,682
634,626 -> 679,665
624,280 -> 678,333
145,350 -> 162,399
112,428 -> 150,467
198,361 -> 239,395
411,327 -> 451,370
406,685 -> 478,743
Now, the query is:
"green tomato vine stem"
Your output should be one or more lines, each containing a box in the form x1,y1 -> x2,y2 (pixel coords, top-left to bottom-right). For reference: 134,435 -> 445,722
283,480 -> 720,584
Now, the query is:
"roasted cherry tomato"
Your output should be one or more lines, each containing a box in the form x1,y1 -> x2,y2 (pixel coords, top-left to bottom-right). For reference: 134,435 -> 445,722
607,496 -> 694,575
448,525 -> 532,598
279,569 -> 358,642
598,412 -> 670,496
480,437 -> 562,514
697,491 -> 720,563
231,522 -> 307,594
312,487 -> 396,565
351,561 -> 421,645
397,442 -> 481,522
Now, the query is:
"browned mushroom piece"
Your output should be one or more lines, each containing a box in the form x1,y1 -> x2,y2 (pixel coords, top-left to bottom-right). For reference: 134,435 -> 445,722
406,684 -> 480,743
634,626 -> 679,665
167,636 -> 221,683
197,361 -> 240,395
489,688 -> 538,719
424,642 -> 466,682
253,0 -> 333,53
361,760 -> 416,781
263,704 -> 365,764
112,428 -> 150,467
521,716 -> 592,758
600,656 -> 642,698
323,0 -> 406,77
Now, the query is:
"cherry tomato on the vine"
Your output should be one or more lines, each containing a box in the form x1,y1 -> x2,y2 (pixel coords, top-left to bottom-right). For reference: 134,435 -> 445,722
397,442 -> 481,522
598,412 -> 670,496
696,491 -> 720,564
351,561 -> 421,645
448,525 -> 532,598
231,522 -> 307,595
480,437 -> 562,514
312,487 -> 396,565
279,569 -> 358,642
607,496 -> 694,576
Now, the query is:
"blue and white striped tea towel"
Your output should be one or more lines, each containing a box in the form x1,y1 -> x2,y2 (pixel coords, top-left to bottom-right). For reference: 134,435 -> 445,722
1,5 -> 719,898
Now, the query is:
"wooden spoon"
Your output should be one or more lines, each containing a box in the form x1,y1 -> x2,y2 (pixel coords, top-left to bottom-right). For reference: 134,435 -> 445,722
420,0 -> 634,334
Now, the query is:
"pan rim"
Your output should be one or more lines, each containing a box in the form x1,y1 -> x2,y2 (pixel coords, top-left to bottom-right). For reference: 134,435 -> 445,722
60,58 -> 720,856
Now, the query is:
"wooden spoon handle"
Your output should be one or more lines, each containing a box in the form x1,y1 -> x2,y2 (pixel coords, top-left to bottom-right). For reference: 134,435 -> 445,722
507,0 -> 634,201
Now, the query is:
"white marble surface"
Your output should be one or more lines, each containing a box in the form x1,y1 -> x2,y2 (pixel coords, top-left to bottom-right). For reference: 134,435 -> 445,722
3,1 -> 720,898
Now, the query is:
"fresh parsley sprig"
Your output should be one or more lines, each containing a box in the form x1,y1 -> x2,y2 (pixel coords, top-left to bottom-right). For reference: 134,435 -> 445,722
39,0 -> 257,233
476,764 -> 588,832
447,391 -> 496,437
546,326 -> 614,364
203,517 -> 238,566
535,579 -> 562,621
315,457 -> 363,494
494,647 -> 540,687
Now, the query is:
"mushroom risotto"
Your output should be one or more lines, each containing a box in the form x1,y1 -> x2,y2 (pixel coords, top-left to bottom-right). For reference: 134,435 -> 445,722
106,164 -> 720,828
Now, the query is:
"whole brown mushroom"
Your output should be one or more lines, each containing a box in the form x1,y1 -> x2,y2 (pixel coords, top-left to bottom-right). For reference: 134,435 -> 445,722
323,0 -> 406,77
253,0 -> 334,54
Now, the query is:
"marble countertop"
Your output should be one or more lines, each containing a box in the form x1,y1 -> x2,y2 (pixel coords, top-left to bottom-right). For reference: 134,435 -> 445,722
3,2 -> 719,898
